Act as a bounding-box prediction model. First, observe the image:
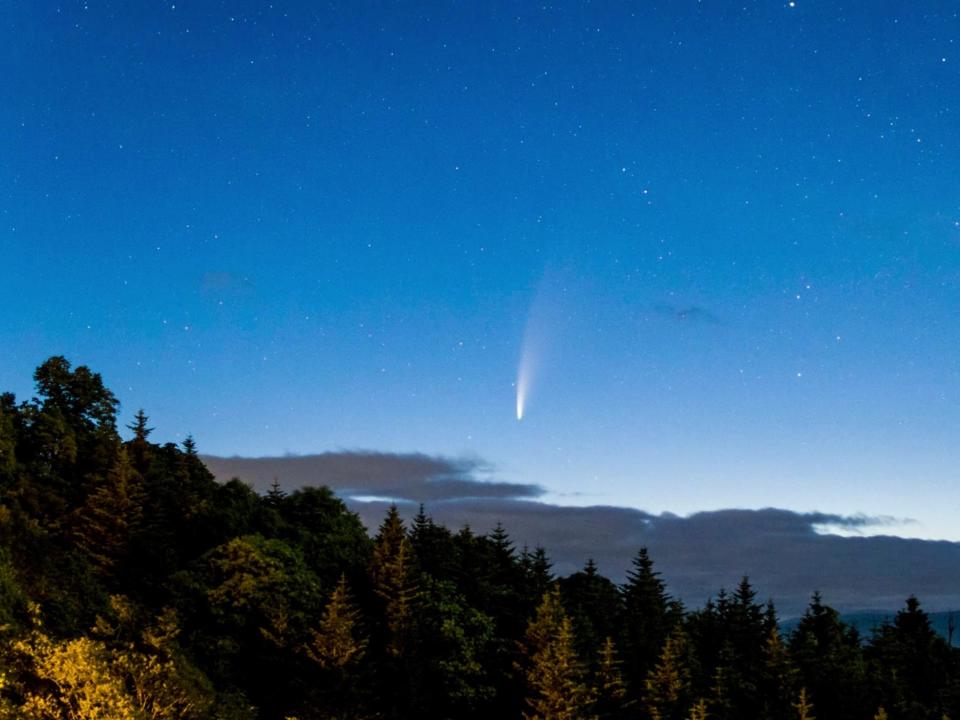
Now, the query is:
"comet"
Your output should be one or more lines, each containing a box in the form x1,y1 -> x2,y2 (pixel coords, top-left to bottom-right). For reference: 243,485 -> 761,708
515,304 -> 541,422
515,271 -> 563,421
516,352 -> 532,420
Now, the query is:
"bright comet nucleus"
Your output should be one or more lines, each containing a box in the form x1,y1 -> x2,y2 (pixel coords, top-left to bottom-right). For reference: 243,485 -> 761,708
516,364 -> 528,421
515,328 -> 537,421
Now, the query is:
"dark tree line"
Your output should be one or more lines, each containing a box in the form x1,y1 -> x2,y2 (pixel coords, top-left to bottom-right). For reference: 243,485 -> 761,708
0,357 -> 957,719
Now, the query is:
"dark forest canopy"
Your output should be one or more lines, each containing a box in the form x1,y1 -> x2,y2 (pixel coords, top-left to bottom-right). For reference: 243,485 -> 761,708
0,357 -> 958,719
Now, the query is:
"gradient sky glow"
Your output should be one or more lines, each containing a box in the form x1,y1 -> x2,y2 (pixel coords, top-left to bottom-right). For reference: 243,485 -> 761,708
4,2 -> 960,540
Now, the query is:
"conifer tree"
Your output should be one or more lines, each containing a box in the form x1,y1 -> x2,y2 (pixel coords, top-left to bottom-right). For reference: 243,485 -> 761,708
125,409 -> 154,474
621,548 -> 678,700
789,592 -> 867,720
71,447 -> 143,576
371,505 -> 419,659
760,624 -> 796,720
409,505 -> 457,580
687,698 -> 709,720
521,586 -> 596,720
594,636 -> 629,719
560,559 -> 623,668
646,626 -> 693,720
707,644 -> 736,720
793,688 -> 815,720
126,409 -> 154,442
265,478 -> 286,507
867,595 -> 951,716
299,574 -> 368,719
522,546 -> 554,606
305,574 -> 366,670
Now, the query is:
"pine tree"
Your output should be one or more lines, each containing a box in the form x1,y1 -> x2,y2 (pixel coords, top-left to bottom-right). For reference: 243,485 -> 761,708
645,626 -> 693,720
789,592 -> 867,719
519,545 -> 554,609
409,504 -> 457,580
265,477 -> 286,507
867,596 -> 953,719
621,548 -> 677,700
559,558 -> 624,669
760,624 -> 796,720
687,698 -> 709,720
594,636 -> 628,719
371,505 -> 419,659
71,448 -> 143,576
126,409 -> 153,442
521,586 -> 596,720
793,688 -> 815,720
305,574 -> 366,670
124,409 -> 154,474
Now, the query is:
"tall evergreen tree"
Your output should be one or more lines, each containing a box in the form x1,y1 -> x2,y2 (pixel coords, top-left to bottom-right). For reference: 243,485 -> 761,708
370,505 -> 419,660
71,447 -> 143,578
867,596 -> 955,719
645,626 -> 694,720
621,548 -> 679,701
594,636 -> 629,720
561,559 -> 623,668
789,592 -> 868,720
521,586 -> 596,720
409,504 -> 457,580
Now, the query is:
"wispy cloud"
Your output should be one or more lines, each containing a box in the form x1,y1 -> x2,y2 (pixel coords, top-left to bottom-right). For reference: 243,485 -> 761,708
202,451 -> 544,502
653,304 -> 720,324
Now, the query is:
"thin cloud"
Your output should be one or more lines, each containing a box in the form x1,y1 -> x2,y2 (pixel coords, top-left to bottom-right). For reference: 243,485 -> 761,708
202,451 -> 544,502
653,304 -> 720,324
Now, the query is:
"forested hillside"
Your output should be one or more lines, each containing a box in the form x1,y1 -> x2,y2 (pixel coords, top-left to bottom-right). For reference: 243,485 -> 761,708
0,357 -> 957,719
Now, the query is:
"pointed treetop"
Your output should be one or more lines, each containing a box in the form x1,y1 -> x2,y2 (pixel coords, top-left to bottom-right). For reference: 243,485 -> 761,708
266,477 -> 286,505
182,435 -> 197,456
488,520 -> 514,556
127,409 -> 154,441
530,546 -> 553,579
623,547 -> 670,604
734,576 -> 757,605
413,503 -> 430,529
375,504 -> 407,547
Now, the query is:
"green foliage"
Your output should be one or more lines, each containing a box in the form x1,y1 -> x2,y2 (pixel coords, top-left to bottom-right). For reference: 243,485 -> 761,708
71,448 -> 144,577
411,576 -> 496,718
0,398 -> 16,482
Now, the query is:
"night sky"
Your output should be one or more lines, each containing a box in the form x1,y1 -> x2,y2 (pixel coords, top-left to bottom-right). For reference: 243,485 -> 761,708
4,2 -> 960,542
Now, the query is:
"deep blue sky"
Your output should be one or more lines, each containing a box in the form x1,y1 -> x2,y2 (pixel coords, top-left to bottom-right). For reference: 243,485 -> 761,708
3,1 -> 960,539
